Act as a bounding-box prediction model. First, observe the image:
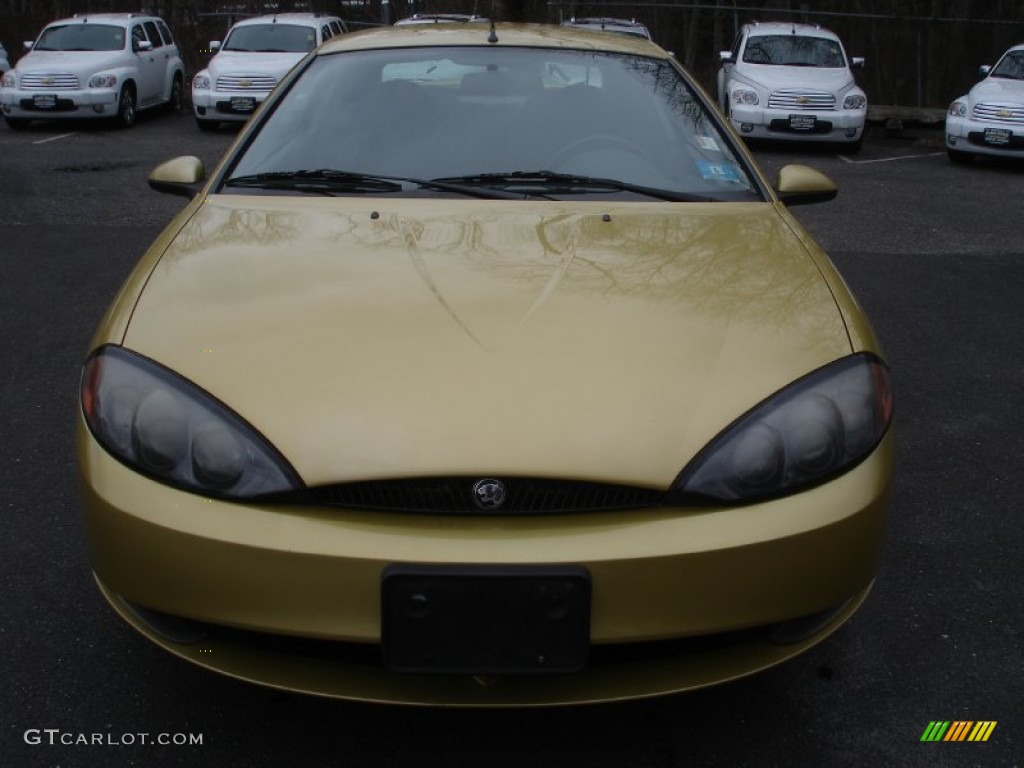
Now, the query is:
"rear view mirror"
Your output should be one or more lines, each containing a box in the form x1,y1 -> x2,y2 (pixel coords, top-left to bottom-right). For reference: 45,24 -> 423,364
774,165 -> 838,206
148,156 -> 206,198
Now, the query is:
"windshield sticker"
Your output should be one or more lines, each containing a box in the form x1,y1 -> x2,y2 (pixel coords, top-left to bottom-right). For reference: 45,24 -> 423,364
696,136 -> 721,152
696,161 -> 742,182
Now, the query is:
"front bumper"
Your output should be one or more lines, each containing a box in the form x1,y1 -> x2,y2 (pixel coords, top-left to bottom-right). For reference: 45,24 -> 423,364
79,415 -> 892,705
191,89 -> 268,122
729,105 -> 865,143
946,115 -> 1024,157
1,87 -> 118,118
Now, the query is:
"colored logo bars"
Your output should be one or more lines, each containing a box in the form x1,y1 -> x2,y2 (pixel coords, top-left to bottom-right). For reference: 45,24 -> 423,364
920,721 -> 997,742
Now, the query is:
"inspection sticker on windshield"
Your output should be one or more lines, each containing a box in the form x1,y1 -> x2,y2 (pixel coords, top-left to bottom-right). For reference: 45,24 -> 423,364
697,161 -> 742,182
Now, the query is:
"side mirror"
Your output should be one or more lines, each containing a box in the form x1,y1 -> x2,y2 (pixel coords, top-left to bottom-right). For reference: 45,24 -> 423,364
978,64 -> 992,79
23,40 -> 33,51
148,156 -> 206,199
851,57 -> 865,69
719,50 -> 734,64
775,164 -> 837,207
133,39 -> 153,53
210,40 -> 222,52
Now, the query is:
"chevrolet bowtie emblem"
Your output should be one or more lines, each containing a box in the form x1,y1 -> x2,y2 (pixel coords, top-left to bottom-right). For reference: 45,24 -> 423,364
239,79 -> 252,88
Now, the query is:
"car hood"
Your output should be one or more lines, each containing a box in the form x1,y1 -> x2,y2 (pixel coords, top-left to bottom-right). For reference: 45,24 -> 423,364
969,77 -> 1024,105
121,197 -> 852,488
739,65 -> 855,94
207,51 -> 306,79
17,50 -> 125,75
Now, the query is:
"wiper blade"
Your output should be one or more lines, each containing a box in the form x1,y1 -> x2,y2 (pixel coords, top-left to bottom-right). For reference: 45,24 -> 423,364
225,170 -> 404,195
432,171 -> 721,202
224,169 -> 522,199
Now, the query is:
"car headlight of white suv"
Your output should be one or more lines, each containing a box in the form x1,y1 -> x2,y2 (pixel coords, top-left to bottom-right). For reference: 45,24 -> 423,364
88,73 -> 118,89
731,88 -> 759,106
2,72 -> 15,88
947,100 -> 968,118
193,72 -> 211,90
843,93 -> 867,110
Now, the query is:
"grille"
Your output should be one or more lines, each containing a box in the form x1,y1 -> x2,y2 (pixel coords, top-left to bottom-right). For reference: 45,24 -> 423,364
310,477 -> 666,514
21,73 -> 79,90
216,74 -> 277,91
972,102 -> 1024,125
768,90 -> 836,111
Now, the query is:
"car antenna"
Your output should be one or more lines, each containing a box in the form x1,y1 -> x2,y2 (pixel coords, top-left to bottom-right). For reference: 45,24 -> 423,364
487,0 -> 498,43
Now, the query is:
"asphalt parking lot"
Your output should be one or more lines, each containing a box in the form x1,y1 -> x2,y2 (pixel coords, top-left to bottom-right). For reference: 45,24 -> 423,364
1,111 -> 1021,768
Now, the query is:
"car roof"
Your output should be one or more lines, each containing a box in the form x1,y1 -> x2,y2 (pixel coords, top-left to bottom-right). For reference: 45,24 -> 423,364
394,14 -> 490,26
319,22 -> 665,56
743,21 -> 841,40
49,13 -> 162,26
561,17 -> 651,39
232,13 -> 340,28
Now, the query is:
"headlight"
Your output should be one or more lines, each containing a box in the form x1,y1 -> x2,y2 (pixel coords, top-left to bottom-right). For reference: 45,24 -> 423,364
81,346 -> 302,499
948,100 -> 967,118
193,73 -> 211,90
673,354 -> 892,502
731,88 -> 759,106
88,73 -> 117,89
843,93 -> 867,110
2,72 -> 15,88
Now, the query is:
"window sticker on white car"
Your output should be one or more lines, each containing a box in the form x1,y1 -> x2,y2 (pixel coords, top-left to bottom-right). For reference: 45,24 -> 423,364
696,161 -> 742,182
696,136 -> 721,152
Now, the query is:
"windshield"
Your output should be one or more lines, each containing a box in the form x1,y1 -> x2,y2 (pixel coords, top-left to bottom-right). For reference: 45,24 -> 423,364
990,50 -> 1024,80
226,47 -> 760,201
224,24 -> 317,53
742,35 -> 846,67
34,24 -> 125,52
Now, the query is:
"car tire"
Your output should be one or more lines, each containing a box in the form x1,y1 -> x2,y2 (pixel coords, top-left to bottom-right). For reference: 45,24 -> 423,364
5,117 -> 31,131
114,84 -> 136,129
947,148 -> 974,165
166,75 -> 183,113
195,117 -> 219,132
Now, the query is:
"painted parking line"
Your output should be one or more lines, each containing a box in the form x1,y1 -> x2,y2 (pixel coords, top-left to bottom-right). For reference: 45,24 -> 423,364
33,133 -> 76,145
838,151 -> 945,164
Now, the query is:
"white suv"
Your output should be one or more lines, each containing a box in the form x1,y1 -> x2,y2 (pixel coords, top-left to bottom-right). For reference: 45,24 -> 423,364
718,22 -> 867,151
0,13 -> 184,130
946,43 -> 1024,165
192,13 -> 347,131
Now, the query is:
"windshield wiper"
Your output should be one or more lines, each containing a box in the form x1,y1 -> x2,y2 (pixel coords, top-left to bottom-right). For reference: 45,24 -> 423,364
223,169 -> 524,199
431,171 -> 722,202
225,170 -> 404,195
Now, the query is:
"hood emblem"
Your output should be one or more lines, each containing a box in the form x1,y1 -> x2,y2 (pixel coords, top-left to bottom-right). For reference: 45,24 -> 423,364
42,76 -> 54,85
797,95 -> 810,104
996,108 -> 1011,118
239,79 -> 252,88
472,478 -> 506,511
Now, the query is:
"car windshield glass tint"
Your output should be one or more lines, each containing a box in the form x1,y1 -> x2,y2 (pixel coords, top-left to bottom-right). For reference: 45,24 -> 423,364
224,24 -> 316,52
742,35 -> 845,67
991,51 -> 1024,80
34,24 -> 125,52
226,47 -> 761,201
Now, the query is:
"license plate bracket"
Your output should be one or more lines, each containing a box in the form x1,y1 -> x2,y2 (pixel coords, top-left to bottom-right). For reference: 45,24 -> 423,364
789,114 -> 817,131
984,127 -> 1012,145
382,565 -> 591,675
230,96 -> 256,113
32,94 -> 57,110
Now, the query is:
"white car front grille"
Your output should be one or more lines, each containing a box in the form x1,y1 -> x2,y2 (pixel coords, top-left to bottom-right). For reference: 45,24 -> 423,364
21,73 -> 79,90
216,74 -> 277,92
972,102 -> 1024,125
768,90 -> 836,111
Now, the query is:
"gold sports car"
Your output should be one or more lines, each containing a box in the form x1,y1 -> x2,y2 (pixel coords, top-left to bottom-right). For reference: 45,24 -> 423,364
78,23 -> 893,706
